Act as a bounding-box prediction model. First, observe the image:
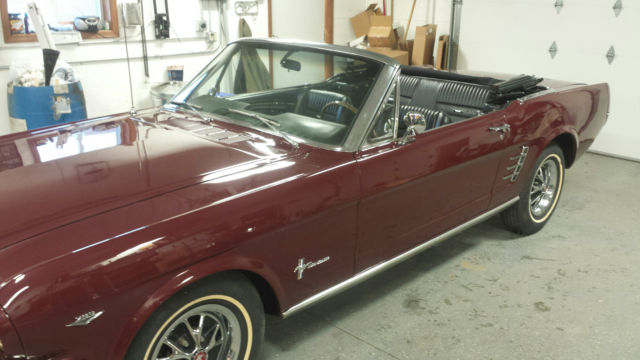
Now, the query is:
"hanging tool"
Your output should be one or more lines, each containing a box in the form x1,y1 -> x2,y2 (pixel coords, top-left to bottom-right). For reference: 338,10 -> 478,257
26,2 -> 56,50
217,0 -> 229,45
122,1 -> 149,76
403,0 -> 416,42
153,0 -> 170,39
42,48 -> 60,86
120,4 -> 138,115
26,2 -> 60,86
140,0 -> 149,76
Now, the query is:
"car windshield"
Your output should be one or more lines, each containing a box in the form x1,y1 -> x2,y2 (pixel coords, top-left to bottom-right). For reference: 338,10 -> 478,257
171,42 -> 383,147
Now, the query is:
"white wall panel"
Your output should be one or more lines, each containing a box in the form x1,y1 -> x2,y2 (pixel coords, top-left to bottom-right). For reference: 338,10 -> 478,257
272,0 -> 324,42
456,0 -> 640,161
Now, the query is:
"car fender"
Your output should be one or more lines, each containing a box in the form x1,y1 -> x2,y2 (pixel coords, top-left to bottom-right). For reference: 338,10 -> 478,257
110,252 -> 284,359
538,125 -> 578,159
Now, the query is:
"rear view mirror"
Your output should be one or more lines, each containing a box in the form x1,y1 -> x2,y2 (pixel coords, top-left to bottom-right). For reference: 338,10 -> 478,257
280,59 -> 301,72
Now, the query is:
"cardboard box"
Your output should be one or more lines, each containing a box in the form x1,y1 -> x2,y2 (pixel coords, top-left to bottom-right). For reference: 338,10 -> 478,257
350,4 -> 381,38
398,39 -> 414,64
411,24 -> 437,66
367,47 -> 409,65
367,16 -> 396,48
436,35 -> 449,70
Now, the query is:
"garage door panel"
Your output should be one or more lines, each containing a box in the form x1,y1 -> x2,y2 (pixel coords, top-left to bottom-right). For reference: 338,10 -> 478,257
458,0 -> 640,160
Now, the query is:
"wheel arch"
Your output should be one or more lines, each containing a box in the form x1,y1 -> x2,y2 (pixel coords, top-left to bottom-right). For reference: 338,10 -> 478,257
111,259 -> 283,359
239,270 -> 280,315
549,132 -> 578,168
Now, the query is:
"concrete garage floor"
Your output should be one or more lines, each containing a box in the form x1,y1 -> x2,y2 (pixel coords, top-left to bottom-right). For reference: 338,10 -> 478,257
260,153 -> 640,360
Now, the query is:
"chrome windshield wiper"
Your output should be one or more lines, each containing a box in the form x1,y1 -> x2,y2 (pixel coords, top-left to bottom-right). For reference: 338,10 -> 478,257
226,108 -> 299,149
169,100 -> 212,124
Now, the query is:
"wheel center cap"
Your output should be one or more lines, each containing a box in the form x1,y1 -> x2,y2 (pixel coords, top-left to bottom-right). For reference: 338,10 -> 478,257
194,351 -> 208,360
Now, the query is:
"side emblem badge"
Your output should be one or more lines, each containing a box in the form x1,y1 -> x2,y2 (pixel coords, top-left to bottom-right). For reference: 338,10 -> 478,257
66,310 -> 104,327
294,256 -> 330,280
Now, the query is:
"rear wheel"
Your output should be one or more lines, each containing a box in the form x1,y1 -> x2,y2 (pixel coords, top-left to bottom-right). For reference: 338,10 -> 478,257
126,273 -> 264,360
501,143 -> 565,235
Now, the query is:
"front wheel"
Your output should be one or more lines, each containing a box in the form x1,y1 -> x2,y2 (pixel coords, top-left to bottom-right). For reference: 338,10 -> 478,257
501,143 -> 565,235
126,273 -> 264,360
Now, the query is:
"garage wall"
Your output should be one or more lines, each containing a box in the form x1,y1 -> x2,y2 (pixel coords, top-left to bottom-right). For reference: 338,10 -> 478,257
0,0 -> 269,136
454,0 -> 639,161
335,0 -> 452,47
271,0 -> 324,41
271,0 -> 452,51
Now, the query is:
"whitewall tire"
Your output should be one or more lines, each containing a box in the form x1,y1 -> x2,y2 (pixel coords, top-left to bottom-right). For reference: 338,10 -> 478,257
126,273 -> 264,360
501,143 -> 565,235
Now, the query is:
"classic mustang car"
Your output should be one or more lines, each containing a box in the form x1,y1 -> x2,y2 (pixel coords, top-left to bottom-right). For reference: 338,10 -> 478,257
0,38 -> 608,359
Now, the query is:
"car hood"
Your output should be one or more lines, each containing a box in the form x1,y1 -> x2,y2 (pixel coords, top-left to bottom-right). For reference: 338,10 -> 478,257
0,109 -> 297,249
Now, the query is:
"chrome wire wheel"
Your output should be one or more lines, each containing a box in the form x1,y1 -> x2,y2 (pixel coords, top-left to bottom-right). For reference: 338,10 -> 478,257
528,155 -> 561,222
501,144 -> 565,235
128,275 -> 263,360
150,304 -> 242,360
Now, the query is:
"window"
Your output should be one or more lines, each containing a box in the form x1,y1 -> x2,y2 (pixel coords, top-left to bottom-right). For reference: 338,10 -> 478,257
368,81 -> 398,143
173,42 -> 383,148
1,0 -> 119,43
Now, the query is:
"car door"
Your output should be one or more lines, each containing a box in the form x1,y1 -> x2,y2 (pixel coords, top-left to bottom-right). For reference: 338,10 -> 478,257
354,79 -> 511,271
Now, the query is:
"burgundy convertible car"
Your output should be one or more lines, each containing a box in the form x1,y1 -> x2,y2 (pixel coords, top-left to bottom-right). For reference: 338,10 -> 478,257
0,39 -> 608,359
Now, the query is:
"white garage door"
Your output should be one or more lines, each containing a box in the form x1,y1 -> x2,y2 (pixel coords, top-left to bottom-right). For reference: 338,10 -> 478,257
455,0 -> 640,161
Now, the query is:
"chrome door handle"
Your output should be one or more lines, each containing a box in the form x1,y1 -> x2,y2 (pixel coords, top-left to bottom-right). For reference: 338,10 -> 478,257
489,124 -> 511,133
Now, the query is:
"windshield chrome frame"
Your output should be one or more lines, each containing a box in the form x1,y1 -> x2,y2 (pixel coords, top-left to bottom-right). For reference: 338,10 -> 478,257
168,38 -> 400,153
356,68 -> 401,152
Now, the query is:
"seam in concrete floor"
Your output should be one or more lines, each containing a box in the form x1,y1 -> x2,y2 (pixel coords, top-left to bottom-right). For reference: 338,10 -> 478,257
315,314 -> 403,360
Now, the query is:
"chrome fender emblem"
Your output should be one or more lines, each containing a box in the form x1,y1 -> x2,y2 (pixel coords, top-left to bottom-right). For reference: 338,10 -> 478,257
503,145 -> 530,182
66,310 -> 104,327
294,256 -> 330,280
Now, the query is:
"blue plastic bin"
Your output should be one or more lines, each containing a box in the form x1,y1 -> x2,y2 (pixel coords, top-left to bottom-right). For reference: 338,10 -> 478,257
7,81 -> 87,131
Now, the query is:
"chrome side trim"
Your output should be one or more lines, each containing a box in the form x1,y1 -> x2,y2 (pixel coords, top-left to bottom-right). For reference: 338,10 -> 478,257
282,196 -> 519,318
344,64 -> 400,152
358,70 -> 401,151
503,146 -> 530,182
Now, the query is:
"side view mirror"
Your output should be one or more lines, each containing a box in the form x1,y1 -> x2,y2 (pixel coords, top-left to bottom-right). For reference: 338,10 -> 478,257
397,112 -> 427,145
